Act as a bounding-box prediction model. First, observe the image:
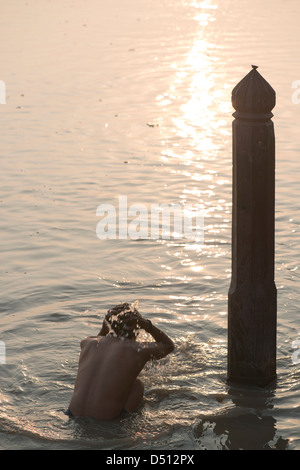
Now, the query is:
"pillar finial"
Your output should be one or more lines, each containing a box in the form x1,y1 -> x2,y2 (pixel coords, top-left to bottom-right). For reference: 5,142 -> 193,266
232,66 -> 275,119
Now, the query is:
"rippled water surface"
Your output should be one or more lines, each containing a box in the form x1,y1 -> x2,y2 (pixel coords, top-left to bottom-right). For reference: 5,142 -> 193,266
1,0 -> 300,450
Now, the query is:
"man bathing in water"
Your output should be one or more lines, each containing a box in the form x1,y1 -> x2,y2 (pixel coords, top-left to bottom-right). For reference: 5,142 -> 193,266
66,303 -> 174,420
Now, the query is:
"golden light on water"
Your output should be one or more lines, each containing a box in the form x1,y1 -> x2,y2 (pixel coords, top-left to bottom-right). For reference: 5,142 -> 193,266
158,2 -> 231,166
157,0 -> 231,276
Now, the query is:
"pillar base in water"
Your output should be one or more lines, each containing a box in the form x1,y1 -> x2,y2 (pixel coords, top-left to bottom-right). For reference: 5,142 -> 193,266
227,365 -> 277,388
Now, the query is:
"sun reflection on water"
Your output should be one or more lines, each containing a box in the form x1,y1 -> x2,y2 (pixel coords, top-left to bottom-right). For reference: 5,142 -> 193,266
157,0 -> 231,283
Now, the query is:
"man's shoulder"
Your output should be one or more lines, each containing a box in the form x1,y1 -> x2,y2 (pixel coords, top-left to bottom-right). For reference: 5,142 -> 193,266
81,336 -> 97,342
80,336 -> 99,348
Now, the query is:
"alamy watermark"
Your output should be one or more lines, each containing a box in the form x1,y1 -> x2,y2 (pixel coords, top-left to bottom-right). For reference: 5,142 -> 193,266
292,340 -> 300,364
96,196 -> 205,242
0,341 -> 6,364
0,80 -> 6,104
292,80 -> 300,104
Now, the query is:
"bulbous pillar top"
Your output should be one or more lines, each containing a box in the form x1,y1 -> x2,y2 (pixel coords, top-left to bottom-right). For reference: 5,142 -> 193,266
232,66 -> 276,120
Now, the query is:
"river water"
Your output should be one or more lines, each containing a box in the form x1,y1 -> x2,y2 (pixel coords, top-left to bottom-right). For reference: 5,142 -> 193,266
0,0 -> 300,450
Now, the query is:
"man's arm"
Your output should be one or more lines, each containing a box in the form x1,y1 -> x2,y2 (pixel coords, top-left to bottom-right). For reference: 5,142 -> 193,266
98,318 -> 109,336
138,317 -> 174,360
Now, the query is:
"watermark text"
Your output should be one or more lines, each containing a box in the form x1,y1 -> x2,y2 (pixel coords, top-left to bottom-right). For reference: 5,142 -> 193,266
292,340 -> 300,364
0,80 -> 6,104
96,196 -> 204,242
0,341 -> 6,364
292,80 -> 300,104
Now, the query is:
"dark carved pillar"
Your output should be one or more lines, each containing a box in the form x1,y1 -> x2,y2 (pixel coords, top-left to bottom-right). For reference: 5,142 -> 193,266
228,66 -> 277,387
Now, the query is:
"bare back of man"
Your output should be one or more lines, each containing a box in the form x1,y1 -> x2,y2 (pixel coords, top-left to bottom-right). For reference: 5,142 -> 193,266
69,336 -> 148,420
68,306 -> 174,421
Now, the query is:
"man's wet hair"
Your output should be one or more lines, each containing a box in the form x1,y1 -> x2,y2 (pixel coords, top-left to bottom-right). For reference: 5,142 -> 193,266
105,303 -> 140,339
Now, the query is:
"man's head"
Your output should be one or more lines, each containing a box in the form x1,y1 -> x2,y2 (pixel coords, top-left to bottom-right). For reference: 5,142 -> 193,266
105,303 -> 140,340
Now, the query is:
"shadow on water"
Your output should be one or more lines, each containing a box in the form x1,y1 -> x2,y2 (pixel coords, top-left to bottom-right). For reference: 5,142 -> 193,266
194,382 -> 289,450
